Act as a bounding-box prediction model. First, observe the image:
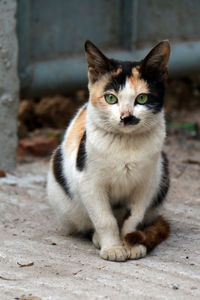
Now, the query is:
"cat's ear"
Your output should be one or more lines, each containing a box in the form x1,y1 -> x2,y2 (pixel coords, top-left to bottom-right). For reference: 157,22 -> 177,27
141,40 -> 170,82
85,40 -> 112,83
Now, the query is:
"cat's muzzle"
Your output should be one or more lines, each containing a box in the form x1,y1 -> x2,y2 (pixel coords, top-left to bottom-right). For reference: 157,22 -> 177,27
120,115 -> 140,126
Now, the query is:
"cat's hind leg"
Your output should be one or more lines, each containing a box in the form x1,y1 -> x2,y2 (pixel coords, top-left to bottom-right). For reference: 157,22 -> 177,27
47,170 -> 92,235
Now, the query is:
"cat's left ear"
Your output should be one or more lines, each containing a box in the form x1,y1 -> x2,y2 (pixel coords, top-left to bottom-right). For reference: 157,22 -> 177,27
85,40 -> 113,83
141,40 -> 170,82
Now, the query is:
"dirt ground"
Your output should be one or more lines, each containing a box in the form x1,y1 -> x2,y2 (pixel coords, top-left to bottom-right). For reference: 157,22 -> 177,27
0,127 -> 200,299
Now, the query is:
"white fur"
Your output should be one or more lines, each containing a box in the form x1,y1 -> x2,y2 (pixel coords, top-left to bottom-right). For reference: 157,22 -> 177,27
47,82 -> 166,261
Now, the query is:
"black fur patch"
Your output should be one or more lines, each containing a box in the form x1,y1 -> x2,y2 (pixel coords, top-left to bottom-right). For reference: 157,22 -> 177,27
141,80 -> 165,114
112,202 -> 124,210
136,222 -> 145,231
151,152 -> 170,208
76,131 -> 87,171
53,146 -> 72,197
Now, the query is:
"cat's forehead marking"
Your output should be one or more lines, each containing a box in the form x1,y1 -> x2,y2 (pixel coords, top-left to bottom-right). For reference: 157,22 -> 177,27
89,64 -> 148,107
131,66 -> 140,79
128,67 -> 149,95
112,67 -> 123,76
103,62 -> 145,94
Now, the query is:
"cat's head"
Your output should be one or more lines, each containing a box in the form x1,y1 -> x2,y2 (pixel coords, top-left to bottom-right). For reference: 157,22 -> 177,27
85,40 -> 170,134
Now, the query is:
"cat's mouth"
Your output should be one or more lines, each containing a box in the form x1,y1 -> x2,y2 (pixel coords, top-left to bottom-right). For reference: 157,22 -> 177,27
120,115 -> 140,127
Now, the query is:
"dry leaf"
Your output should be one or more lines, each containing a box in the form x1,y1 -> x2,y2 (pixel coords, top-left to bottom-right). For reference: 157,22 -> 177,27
0,275 -> 18,281
97,265 -> 106,269
72,269 -> 82,275
17,262 -> 34,268
0,170 -> 6,177
15,297 -> 41,300
183,159 -> 200,165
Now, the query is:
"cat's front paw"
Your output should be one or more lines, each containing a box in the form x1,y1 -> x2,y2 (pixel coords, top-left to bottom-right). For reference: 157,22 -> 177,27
100,245 -> 129,262
126,244 -> 147,260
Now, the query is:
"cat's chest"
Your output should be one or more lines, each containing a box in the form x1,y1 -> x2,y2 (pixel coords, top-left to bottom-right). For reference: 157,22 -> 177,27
111,159 -> 138,175
106,153 -> 147,183
107,155 -> 156,203
106,148 -> 150,174
90,142 -> 153,179
87,128 -> 161,188
107,160 -> 140,201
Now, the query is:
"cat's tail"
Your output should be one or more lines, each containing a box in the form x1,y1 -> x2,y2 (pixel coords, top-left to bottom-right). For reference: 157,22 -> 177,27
125,216 -> 170,252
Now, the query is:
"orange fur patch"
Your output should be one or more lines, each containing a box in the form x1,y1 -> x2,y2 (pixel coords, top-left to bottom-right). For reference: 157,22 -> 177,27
125,216 -> 170,252
65,106 -> 87,154
112,67 -> 122,76
89,67 -> 123,107
129,67 -> 149,95
89,74 -> 110,107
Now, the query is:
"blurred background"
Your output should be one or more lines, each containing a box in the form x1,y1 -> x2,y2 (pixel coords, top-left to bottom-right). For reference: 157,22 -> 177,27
0,0 -> 200,171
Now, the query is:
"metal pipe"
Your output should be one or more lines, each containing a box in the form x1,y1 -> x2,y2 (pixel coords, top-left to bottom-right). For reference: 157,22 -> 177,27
21,41 -> 200,97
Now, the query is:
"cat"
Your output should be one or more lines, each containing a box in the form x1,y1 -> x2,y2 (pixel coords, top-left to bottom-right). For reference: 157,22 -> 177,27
47,40 -> 170,261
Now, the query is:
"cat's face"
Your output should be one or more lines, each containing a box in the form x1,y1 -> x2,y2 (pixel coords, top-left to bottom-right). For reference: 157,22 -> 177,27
85,40 -> 170,134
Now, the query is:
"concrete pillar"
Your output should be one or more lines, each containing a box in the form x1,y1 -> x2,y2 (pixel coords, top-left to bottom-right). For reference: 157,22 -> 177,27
0,0 -> 19,171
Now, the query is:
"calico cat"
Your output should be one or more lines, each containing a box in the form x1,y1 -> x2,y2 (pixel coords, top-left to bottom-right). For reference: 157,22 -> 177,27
47,40 -> 170,261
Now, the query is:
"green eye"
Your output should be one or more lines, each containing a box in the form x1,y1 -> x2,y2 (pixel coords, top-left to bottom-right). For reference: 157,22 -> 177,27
105,94 -> 118,104
136,94 -> 148,104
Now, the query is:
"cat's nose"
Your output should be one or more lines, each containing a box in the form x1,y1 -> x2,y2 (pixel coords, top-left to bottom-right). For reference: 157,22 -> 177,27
120,114 -> 140,125
120,114 -> 134,125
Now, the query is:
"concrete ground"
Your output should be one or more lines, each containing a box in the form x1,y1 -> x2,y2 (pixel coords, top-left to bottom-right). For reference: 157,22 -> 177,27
0,134 -> 200,300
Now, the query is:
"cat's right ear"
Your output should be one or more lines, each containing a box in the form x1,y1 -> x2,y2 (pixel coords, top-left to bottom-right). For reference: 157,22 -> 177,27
85,40 -> 111,83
